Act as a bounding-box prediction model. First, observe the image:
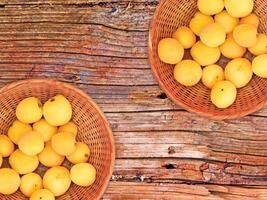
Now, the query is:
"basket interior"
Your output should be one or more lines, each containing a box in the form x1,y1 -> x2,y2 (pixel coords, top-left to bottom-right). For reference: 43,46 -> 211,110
149,0 -> 267,119
0,80 -> 114,200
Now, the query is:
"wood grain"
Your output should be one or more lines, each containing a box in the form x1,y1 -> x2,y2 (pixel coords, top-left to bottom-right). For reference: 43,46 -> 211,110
104,182 -> 267,199
0,0 -> 266,199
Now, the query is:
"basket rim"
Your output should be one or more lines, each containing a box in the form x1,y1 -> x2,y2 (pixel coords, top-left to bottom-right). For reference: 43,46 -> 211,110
148,0 -> 267,120
0,78 -> 115,200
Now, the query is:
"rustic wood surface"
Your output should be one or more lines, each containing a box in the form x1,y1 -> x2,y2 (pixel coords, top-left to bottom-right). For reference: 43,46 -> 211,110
0,0 -> 267,199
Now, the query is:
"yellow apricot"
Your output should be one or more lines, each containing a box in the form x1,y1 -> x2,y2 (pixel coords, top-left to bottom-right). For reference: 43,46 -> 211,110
220,35 -> 246,59
252,54 -> 267,78
248,34 -> 267,56
225,0 -> 254,18
200,23 -> 226,47
211,81 -> 237,109
0,168 -> 21,195
173,26 -> 196,49
58,121 -> 78,137
16,97 -> 43,124
191,41 -> 221,66
233,24 -> 257,47
38,142 -> 65,167
215,10 -> 239,33
189,12 -> 214,36
51,132 -> 76,156
225,58 -> 253,88
240,13 -> 259,28
8,120 -> 32,144
33,119 -> 57,142
157,38 -> 184,64
67,142 -> 90,164
197,0 -> 224,15
18,131 -> 44,156
174,60 -> 202,87
9,150 -> 39,175
0,135 -> 14,157
20,173 -> 43,197
202,64 -> 224,88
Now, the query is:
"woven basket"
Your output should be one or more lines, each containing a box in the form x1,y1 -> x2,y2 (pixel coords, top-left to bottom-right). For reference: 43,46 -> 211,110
0,79 -> 115,200
149,0 -> 267,119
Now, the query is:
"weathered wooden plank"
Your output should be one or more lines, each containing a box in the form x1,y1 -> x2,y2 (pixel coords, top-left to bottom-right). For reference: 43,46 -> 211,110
113,130 -> 267,156
0,28 -> 148,58
205,185 -> 267,199
0,2 -> 155,31
0,80 -> 176,114
0,70 -> 265,116
113,131 -> 267,166
0,0 -> 266,197
107,111 -> 267,133
112,158 -> 267,185
3,0 -> 158,5
0,67 -> 266,116
104,182 -> 267,199
0,64 -> 154,86
104,182 -> 220,200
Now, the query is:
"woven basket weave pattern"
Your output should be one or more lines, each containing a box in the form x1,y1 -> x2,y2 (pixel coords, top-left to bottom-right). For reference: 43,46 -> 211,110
0,79 -> 115,200
149,0 -> 267,119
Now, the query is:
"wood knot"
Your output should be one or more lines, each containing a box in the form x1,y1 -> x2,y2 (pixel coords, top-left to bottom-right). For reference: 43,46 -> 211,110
135,174 -> 145,182
223,163 -> 234,170
200,163 -> 209,171
163,163 -> 177,169
168,146 -> 175,154
202,172 -> 212,182
157,92 -> 167,99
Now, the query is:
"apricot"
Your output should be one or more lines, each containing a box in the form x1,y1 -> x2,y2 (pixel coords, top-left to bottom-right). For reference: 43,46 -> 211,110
248,34 -> 267,56
197,0 -> 224,15
173,26 -> 196,49
211,81 -> 237,109
240,13 -> 259,28
38,142 -> 65,167
200,23 -> 226,47
0,168 -> 21,195
233,24 -> 257,47
8,120 -> 32,144
58,121 -> 78,137
252,54 -> 267,78
18,131 -> 44,156
157,38 -> 184,64
9,150 -> 39,174
0,134 -> 14,157
173,60 -> 202,87
215,11 -> 239,33
43,166 -> 71,197
20,173 -> 43,197
202,64 -> 224,88
225,58 -> 253,88
220,34 -> 246,59
33,119 -> 57,142
43,95 -> 72,126
30,189 -> 55,200
189,12 -> 214,36
191,41 -> 221,66
225,0 -> 254,18
70,163 -> 96,187
16,97 -> 43,124
51,132 -> 76,156
67,142 -> 90,164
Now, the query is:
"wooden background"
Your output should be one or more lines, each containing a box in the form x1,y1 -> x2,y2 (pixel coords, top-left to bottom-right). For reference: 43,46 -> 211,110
0,0 -> 267,199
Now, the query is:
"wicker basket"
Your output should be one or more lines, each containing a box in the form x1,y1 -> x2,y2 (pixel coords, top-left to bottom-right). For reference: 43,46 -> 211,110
149,0 -> 267,119
0,79 -> 115,200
